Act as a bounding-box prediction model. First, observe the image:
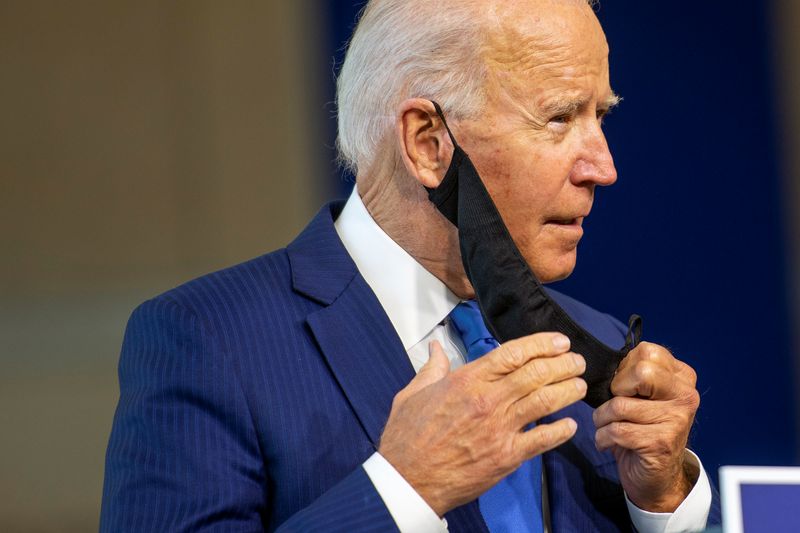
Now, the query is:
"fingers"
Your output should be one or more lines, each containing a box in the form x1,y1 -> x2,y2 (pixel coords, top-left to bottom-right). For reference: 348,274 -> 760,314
611,360 -> 677,399
514,417 -> 578,460
612,343 -> 696,401
477,332 -> 571,378
425,340 -> 451,378
614,342 -> 674,381
509,377 -> 587,427
396,341 -> 450,402
504,351 -> 586,397
592,396 -> 667,428
594,421 -> 653,452
595,345 -> 700,458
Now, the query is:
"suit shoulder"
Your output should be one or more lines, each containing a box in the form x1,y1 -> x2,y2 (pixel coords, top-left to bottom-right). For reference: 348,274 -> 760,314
140,248 -> 300,326
544,287 -> 628,349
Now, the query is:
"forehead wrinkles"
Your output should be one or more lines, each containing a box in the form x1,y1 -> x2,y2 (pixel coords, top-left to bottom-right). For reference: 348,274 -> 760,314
482,25 -> 567,77
479,4 -> 608,104
481,1 -> 604,73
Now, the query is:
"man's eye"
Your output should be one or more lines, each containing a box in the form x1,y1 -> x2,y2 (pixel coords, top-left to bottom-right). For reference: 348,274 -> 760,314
550,114 -> 571,124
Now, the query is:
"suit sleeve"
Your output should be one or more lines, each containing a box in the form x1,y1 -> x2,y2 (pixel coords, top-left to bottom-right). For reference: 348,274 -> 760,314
100,297 -> 399,533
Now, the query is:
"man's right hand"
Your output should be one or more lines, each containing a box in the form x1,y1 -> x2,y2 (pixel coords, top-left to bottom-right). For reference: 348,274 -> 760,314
378,332 -> 587,517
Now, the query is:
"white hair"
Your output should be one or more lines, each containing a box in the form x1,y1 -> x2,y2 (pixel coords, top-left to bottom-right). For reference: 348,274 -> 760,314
335,0 -> 488,174
335,0 -> 597,174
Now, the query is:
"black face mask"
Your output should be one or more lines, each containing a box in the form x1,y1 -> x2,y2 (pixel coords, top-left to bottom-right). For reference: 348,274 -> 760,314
426,101 -> 642,408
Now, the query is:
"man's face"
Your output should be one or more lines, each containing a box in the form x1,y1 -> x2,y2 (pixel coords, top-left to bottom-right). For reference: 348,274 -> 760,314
454,1 -> 618,283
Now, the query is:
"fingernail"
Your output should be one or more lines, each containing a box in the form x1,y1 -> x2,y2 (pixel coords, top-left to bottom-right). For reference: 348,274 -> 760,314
552,334 -> 570,351
575,378 -> 587,393
567,418 -> 577,432
572,353 -> 585,371
429,339 -> 442,352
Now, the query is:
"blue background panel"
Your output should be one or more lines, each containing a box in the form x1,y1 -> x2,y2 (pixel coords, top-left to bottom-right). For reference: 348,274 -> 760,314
741,483 -> 800,532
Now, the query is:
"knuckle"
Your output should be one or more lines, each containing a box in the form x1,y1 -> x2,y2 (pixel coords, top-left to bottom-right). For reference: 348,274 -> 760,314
684,389 -> 700,411
684,363 -> 698,385
537,421 -> 571,447
528,359 -> 552,384
609,397 -> 627,419
532,333 -> 555,355
556,420 -> 574,440
571,353 -> 586,373
512,398 -> 529,423
608,421 -> 627,439
500,439 -> 520,466
641,342 -> 662,361
536,425 -> 555,446
638,342 -> 675,367
488,447 -> 507,473
468,390 -> 494,418
500,343 -> 525,368
634,360 -> 656,382
449,369 -> 475,392
536,386 -> 557,413
509,439 -> 528,466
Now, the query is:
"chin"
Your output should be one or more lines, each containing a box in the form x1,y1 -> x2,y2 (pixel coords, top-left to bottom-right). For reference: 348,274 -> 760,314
528,250 -> 578,284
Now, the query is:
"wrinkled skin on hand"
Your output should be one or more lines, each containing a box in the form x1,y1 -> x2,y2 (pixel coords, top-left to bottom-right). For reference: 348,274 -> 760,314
379,332 -> 587,517
593,342 -> 700,512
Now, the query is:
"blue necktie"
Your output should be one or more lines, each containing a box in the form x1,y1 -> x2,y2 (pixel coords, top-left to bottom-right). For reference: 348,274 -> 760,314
449,300 -> 545,533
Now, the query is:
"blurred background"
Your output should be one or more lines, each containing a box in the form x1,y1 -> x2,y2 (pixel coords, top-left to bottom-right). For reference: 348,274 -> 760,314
1,1 -> 798,530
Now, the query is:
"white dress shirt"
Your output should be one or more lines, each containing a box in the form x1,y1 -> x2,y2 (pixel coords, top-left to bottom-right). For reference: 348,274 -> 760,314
334,189 -> 712,532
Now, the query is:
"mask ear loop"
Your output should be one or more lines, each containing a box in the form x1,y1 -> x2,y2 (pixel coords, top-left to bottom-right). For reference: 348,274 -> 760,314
425,101 -> 465,225
430,101 -> 460,149
624,314 -> 643,353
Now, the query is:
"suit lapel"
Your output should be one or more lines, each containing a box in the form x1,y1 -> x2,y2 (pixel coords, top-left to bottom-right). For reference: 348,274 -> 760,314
288,202 -> 487,532
307,275 -> 415,445
288,202 -> 413,446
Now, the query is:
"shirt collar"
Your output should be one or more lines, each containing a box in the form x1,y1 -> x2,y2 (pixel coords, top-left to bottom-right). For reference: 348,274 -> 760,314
334,188 -> 461,350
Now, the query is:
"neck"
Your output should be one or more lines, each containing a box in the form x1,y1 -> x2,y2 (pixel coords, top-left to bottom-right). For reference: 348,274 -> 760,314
356,159 -> 475,300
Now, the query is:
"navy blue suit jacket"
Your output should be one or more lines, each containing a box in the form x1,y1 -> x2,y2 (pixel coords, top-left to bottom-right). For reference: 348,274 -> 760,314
100,202 -> 721,532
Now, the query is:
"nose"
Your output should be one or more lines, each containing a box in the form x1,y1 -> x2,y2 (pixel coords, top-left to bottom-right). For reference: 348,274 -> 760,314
570,123 -> 617,187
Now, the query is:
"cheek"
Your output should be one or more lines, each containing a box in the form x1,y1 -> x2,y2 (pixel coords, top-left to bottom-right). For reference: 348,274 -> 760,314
486,169 -> 544,245
467,135 -> 580,281
483,160 -> 556,245
480,148 -> 515,198
481,152 -> 547,217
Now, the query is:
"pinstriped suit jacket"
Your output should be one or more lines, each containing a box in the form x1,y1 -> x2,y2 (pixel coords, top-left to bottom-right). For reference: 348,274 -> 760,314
100,201 -> 721,532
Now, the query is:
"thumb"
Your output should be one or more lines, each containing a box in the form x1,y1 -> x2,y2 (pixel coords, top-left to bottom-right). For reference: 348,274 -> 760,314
405,340 -> 451,396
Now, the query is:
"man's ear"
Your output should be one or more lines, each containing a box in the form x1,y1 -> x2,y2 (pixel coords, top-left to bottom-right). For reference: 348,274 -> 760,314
395,98 -> 454,189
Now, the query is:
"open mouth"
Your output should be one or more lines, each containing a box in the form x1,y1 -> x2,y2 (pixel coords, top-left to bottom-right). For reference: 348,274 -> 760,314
547,217 -> 582,226
549,218 -> 579,225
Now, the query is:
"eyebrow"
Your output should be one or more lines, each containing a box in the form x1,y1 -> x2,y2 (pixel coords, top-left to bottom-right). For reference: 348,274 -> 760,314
601,93 -> 622,111
540,92 -> 622,116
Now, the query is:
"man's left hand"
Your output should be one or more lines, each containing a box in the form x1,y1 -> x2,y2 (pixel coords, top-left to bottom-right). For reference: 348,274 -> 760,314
593,342 -> 700,513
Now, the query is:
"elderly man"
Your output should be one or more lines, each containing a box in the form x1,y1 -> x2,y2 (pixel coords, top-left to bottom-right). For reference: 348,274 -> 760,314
100,0 -> 720,531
